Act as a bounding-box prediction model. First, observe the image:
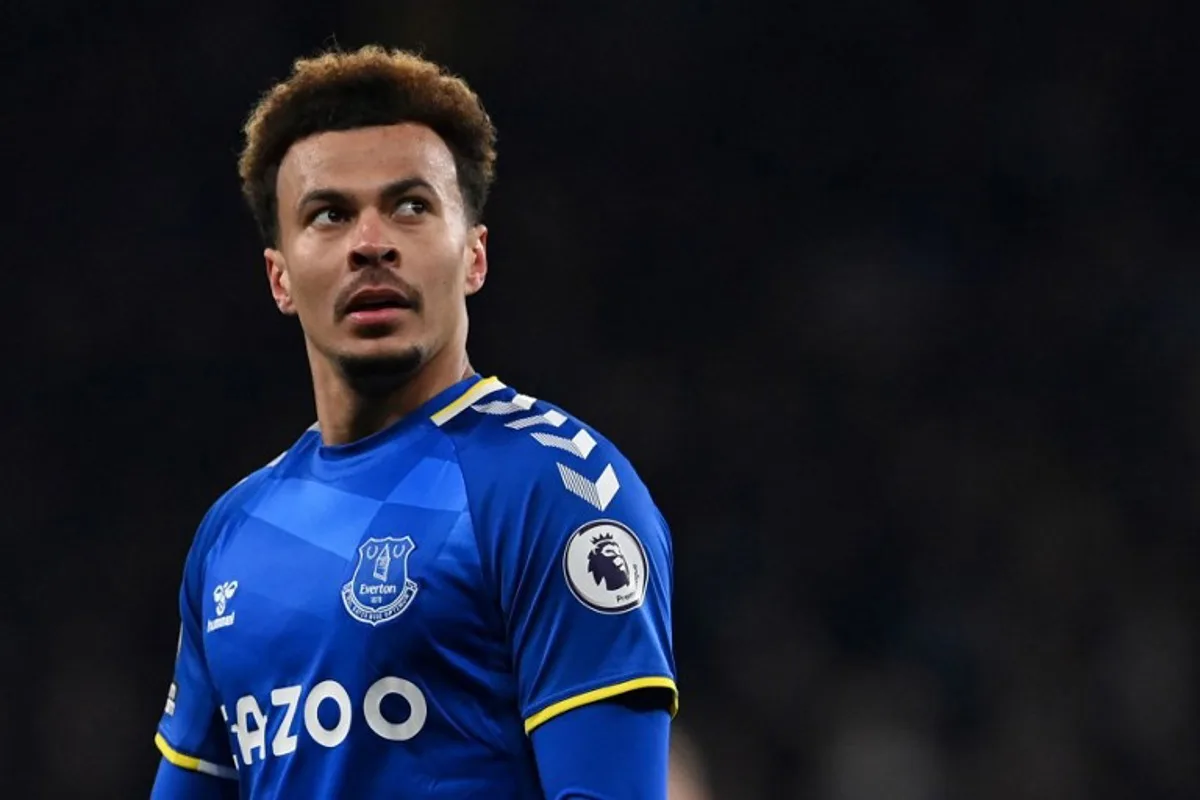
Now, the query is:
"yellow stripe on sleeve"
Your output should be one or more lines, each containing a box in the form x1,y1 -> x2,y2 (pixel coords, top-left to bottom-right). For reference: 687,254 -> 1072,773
430,376 -> 506,426
523,676 -> 679,734
155,733 -> 238,780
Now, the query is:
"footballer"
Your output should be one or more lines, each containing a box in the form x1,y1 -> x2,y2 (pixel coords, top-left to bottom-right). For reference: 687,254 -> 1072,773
150,46 -> 677,799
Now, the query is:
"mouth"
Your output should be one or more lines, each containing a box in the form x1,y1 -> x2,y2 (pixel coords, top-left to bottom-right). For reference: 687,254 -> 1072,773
342,287 -> 415,326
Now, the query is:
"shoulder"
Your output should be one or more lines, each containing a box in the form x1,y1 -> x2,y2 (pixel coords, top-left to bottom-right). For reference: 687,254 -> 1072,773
435,381 -> 665,544
437,380 -> 648,510
436,379 -> 673,612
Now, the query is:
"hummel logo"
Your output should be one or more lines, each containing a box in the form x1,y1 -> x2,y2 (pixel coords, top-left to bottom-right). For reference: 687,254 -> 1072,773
207,580 -> 239,633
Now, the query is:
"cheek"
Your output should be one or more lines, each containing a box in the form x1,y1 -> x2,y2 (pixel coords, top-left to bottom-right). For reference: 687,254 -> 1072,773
423,252 -> 466,299
288,253 -> 340,310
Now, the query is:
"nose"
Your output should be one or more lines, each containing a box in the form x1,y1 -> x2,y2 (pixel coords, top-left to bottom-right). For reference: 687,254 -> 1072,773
349,242 -> 399,270
348,211 -> 399,269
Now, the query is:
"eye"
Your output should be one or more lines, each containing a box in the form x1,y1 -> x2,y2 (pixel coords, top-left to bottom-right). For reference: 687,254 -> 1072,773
394,197 -> 430,217
310,207 -> 349,226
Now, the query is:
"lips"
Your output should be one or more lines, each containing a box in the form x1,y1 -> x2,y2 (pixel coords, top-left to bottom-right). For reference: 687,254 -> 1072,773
342,287 -> 414,317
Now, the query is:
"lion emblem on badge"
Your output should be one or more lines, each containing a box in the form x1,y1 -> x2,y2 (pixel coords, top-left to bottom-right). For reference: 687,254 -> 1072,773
342,536 -> 419,626
563,521 -> 649,614
587,533 -> 631,591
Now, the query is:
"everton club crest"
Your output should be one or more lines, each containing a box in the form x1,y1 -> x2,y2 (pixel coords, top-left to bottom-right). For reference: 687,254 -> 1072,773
342,536 -> 419,626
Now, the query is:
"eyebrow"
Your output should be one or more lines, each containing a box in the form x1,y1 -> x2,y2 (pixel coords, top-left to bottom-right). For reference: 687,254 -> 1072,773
296,177 -> 437,212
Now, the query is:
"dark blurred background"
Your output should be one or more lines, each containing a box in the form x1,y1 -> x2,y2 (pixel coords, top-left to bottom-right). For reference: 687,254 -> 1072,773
6,1 -> 1198,798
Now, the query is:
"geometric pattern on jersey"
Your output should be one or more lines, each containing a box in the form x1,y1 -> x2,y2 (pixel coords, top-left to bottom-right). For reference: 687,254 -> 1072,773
155,374 -> 677,799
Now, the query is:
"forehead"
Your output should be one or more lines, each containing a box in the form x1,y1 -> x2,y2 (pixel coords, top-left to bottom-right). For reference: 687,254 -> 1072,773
276,123 -> 460,202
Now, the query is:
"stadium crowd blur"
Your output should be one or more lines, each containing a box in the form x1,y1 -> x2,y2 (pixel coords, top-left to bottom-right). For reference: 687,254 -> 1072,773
8,2 -> 1197,798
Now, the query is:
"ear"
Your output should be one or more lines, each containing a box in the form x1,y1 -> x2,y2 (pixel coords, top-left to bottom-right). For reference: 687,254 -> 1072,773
464,225 -> 488,297
265,248 -> 296,315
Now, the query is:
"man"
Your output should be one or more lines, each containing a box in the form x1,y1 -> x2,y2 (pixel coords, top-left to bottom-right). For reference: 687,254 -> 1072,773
151,46 -> 677,799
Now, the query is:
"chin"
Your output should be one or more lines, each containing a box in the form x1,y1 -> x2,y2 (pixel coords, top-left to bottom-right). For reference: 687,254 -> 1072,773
335,343 -> 426,398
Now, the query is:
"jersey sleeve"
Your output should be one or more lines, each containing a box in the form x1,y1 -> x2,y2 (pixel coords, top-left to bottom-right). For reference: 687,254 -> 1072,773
155,506 -> 238,781
151,759 -> 241,799
530,701 -> 671,799
478,430 -> 678,734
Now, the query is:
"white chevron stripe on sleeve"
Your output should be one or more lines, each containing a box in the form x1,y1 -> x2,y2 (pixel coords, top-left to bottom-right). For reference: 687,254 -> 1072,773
556,462 -> 620,511
506,409 -> 568,430
531,429 -> 597,459
472,394 -> 536,415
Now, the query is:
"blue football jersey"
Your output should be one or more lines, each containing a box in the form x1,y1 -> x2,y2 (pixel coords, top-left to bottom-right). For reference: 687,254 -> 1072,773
155,375 -> 677,798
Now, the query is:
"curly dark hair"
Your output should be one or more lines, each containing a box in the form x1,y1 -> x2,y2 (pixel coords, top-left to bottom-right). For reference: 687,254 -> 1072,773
238,45 -> 498,246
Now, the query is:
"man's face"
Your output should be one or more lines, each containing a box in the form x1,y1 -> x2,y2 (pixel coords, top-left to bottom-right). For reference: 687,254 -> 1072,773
266,123 -> 487,385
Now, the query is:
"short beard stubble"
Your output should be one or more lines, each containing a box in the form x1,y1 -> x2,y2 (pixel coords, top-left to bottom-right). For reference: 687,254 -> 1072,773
335,346 -> 425,399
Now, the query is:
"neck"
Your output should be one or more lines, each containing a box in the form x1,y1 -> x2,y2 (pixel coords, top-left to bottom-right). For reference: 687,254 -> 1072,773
308,343 -> 474,446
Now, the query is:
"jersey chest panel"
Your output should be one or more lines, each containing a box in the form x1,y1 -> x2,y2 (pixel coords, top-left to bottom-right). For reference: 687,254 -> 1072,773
198,479 -> 517,760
